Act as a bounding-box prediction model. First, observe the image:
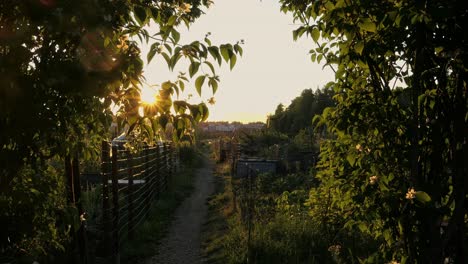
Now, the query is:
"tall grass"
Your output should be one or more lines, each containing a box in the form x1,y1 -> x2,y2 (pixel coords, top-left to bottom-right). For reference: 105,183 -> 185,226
203,163 -> 379,264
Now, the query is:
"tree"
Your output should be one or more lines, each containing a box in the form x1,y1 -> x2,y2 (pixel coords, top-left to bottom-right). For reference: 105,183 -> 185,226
0,0 -> 241,259
268,87 -> 334,135
281,0 -> 467,262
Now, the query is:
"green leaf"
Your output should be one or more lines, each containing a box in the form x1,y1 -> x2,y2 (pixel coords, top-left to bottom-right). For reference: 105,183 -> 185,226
195,75 -> 206,96
134,6 -> 147,26
230,54 -> 237,70
167,15 -> 177,26
359,21 -> 377,33
292,29 -> 299,41
147,43 -> 159,63
162,52 -> 171,67
220,45 -> 230,62
346,153 -> 356,166
415,191 -> 431,203
171,29 -> 180,44
311,28 -> 320,42
178,80 -> 185,92
199,103 -> 209,121
189,62 -> 200,77
209,78 -> 218,94
204,61 -> 215,74
311,53 -> 317,62
357,222 -> 368,233
104,37 -> 110,47
234,44 -> 243,56
355,42 -> 364,55
30,188 -> 40,195
164,43 -> 172,54
208,46 -> 222,65
317,54 -> 323,63
170,54 -> 182,70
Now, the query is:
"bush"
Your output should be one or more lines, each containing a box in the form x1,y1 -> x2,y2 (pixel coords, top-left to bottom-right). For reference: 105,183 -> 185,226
0,164 -> 70,263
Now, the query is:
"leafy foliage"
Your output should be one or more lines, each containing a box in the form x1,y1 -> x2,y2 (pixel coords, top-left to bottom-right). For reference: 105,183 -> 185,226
281,0 -> 468,262
268,87 -> 334,135
0,0 -> 241,259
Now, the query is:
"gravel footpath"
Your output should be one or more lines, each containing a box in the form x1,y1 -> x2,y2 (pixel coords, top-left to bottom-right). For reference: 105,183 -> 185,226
145,157 -> 214,264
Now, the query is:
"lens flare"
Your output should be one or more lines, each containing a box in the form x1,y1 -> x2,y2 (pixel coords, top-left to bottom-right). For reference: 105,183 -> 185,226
140,86 -> 157,105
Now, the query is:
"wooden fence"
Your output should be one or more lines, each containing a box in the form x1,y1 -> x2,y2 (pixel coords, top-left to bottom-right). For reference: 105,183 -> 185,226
94,141 -> 177,263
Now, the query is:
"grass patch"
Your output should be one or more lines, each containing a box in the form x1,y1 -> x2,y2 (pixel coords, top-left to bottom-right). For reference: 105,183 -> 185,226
120,150 -> 204,263
201,162 -> 236,263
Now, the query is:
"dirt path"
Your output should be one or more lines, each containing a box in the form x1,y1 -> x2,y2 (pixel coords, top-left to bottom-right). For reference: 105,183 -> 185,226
146,157 -> 214,264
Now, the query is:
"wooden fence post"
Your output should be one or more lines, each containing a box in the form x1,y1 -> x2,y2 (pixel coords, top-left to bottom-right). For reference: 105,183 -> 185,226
127,152 -> 134,240
155,144 -> 161,200
111,145 -> 120,264
101,141 -> 112,261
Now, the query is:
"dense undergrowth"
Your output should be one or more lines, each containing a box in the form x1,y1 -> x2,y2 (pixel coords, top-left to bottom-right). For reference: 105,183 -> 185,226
203,160 -> 380,264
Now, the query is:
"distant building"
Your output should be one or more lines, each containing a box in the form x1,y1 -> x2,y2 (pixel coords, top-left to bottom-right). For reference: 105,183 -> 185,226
199,121 -> 265,133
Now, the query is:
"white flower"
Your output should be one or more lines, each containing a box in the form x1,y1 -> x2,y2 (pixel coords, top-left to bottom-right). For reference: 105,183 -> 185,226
369,175 -> 378,185
406,188 -> 416,200
355,144 -> 363,152
328,244 -> 341,254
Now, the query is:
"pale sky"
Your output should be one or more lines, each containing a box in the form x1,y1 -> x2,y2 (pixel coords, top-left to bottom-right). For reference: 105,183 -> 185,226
141,0 -> 333,123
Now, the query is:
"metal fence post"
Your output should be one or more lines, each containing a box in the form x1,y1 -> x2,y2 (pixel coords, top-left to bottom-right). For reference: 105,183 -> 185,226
144,146 -> 151,218
155,144 -> 161,200
127,152 -> 134,240
111,145 -> 120,264
164,143 -> 170,191
72,155 -> 90,264
101,141 -> 112,261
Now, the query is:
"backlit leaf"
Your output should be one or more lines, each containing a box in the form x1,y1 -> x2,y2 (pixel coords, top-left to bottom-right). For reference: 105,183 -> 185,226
195,75 -> 206,96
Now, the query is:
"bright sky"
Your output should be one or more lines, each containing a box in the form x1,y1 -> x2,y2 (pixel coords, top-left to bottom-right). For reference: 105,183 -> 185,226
141,0 -> 333,123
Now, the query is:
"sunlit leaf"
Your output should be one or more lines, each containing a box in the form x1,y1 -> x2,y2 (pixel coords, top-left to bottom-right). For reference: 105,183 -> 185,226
230,54 -> 237,70
311,27 -> 320,42
220,45 -> 230,62
415,191 -> 431,203
171,29 -> 180,44
195,75 -> 206,96
189,62 -> 200,77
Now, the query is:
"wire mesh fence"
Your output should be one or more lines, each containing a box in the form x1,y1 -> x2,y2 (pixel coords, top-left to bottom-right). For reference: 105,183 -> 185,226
86,141 -> 178,264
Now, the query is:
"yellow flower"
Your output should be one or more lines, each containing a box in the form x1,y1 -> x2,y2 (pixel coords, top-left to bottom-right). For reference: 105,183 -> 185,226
388,261 -> 400,264
405,188 -> 416,200
369,175 -> 378,185
178,3 -> 192,13
208,97 -> 216,105
355,144 -> 363,151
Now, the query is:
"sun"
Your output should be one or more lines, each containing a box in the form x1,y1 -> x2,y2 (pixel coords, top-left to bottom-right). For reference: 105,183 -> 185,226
140,86 -> 157,105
